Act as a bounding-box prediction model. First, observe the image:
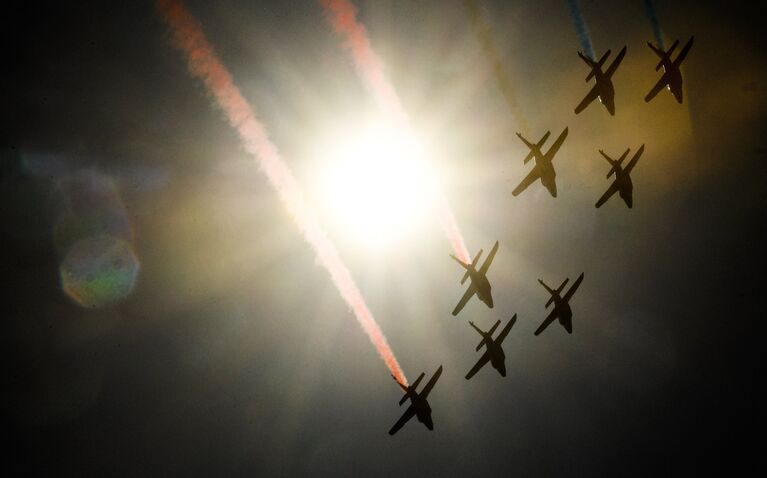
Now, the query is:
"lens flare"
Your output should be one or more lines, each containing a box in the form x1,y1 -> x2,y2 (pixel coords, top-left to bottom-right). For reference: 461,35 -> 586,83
60,235 -> 139,308
157,0 -> 407,384
319,0 -> 471,263
317,119 -> 439,248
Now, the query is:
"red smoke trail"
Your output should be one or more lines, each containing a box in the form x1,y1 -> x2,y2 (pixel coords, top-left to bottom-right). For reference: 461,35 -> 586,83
157,0 -> 407,384
319,0 -> 472,264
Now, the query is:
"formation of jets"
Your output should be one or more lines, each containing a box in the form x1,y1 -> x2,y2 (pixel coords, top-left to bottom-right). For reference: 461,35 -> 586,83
508,37 -> 694,206
388,37 -> 693,435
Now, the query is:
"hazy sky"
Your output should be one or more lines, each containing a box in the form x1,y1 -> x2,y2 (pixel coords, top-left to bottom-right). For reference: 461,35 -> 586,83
2,0 -> 764,475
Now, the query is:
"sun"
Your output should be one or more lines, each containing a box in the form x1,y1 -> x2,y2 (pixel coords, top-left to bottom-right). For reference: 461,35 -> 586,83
315,119 -> 440,248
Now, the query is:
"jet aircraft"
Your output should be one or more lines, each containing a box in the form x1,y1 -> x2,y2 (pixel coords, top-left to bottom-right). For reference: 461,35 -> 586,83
645,37 -> 694,103
595,145 -> 644,208
574,46 -> 627,115
389,365 -> 443,435
512,128 -> 569,198
465,315 -> 517,380
450,241 -> 499,316
534,273 -> 584,336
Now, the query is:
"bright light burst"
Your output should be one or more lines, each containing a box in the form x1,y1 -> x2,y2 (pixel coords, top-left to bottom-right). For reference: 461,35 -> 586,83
317,120 -> 439,248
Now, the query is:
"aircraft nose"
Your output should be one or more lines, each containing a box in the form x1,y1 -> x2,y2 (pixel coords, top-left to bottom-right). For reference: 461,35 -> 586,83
425,417 -> 434,430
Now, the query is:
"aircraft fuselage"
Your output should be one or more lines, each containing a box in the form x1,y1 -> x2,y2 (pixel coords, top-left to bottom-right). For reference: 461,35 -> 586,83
469,268 -> 494,308
662,63 -> 684,103
532,155 -> 558,197
412,397 -> 434,430
488,342 -> 507,377
551,296 -> 573,333
594,72 -> 616,115
614,168 -> 635,208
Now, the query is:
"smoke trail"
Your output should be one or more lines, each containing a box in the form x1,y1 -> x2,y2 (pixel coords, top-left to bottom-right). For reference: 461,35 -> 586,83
463,0 -> 529,136
565,0 -> 595,60
156,0 -> 407,384
643,0 -> 665,49
318,0 -> 472,264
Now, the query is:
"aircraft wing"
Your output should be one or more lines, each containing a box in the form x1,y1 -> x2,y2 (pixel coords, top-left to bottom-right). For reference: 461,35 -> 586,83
512,166 -> 541,196
486,319 -> 502,338
495,314 -> 517,345
644,74 -> 669,102
479,240 -> 499,275
534,308 -> 558,336
420,365 -> 443,400
595,180 -> 620,208
604,46 -> 627,78
544,128 -> 569,162
452,283 -> 477,316
563,272 -> 584,303
574,85 -> 599,114
624,145 -> 644,175
388,404 -> 417,435
673,37 -> 694,68
465,352 -> 492,380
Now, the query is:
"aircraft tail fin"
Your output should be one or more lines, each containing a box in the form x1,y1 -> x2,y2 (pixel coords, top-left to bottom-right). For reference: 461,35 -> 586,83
450,254 -> 470,273
518,131 -> 549,164
647,41 -> 663,58
392,374 -> 409,394
516,131 -> 534,148
652,39 -> 678,71
522,150 -> 536,165
461,249 -> 483,284
599,149 -> 619,178
475,320 -> 500,350
545,278 -> 569,307
584,50 -> 611,81
545,296 -> 555,308
476,338 -> 488,351
578,50 -> 595,69
396,371 -> 424,404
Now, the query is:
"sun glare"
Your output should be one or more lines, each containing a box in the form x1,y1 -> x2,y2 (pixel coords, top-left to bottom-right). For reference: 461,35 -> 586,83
316,120 -> 439,248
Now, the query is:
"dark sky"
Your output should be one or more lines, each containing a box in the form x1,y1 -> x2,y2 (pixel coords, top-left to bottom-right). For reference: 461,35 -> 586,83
2,0 -> 764,475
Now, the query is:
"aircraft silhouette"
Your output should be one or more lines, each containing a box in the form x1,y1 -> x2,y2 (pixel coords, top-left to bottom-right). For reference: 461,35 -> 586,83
389,365 -> 443,435
534,272 -> 584,336
595,145 -> 644,208
450,241 -> 499,316
575,46 -> 627,115
465,315 -> 517,380
645,37 -> 694,103
512,128 -> 569,198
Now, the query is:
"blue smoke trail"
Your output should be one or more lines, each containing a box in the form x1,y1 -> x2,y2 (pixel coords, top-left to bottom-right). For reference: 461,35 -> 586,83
643,0 -> 665,49
565,0 -> 594,60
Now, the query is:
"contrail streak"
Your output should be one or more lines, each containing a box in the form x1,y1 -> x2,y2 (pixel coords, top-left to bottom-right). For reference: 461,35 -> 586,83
565,0 -> 595,60
156,0 -> 407,384
463,0 -> 529,136
643,0 -> 665,49
318,0 -> 471,264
